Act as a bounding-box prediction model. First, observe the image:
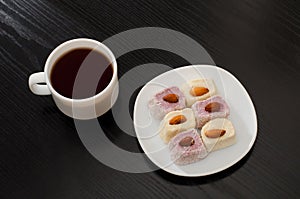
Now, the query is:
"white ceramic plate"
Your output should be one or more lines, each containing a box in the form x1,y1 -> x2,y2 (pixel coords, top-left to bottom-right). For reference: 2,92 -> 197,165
133,65 -> 257,177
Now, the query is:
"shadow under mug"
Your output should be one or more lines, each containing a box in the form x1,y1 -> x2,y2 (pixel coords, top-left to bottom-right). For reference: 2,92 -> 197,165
28,38 -> 119,120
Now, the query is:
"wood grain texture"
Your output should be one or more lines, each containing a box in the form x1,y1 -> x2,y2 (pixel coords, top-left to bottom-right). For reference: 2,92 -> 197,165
1,0 -> 300,198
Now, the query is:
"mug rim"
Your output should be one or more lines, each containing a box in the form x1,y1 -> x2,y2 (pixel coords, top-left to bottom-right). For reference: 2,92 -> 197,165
44,38 -> 118,103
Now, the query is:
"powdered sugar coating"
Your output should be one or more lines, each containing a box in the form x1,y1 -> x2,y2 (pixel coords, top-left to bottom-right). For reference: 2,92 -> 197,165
148,86 -> 186,119
191,95 -> 230,128
169,129 -> 207,165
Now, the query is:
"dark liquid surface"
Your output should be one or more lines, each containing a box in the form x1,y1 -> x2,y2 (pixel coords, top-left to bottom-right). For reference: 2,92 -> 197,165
50,48 -> 113,99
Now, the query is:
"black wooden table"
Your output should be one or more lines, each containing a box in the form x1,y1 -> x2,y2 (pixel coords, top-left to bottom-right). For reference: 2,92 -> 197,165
1,0 -> 299,198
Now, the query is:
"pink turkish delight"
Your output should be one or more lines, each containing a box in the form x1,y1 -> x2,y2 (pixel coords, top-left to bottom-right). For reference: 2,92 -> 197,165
169,129 -> 207,165
191,95 -> 230,128
148,86 -> 186,119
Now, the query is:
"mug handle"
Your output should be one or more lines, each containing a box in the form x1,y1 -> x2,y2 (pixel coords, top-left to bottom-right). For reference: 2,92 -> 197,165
28,72 -> 51,95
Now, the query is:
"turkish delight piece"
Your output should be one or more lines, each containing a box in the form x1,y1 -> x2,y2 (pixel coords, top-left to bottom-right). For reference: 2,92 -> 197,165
181,79 -> 216,107
191,95 -> 230,128
201,118 -> 236,152
148,86 -> 186,119
159,108 -> 196,143
169,129 -> 207,165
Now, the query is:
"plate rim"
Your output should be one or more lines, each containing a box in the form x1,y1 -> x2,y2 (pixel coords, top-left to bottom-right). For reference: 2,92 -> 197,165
133,64 -> 258,177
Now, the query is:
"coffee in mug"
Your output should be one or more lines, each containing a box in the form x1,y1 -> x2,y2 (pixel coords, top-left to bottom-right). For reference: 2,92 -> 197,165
28,38 -> 118,119
50,48 -> 113,99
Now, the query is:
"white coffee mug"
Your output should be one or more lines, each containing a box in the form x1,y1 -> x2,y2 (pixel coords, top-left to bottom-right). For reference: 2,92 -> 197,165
28,38 -> 119,120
